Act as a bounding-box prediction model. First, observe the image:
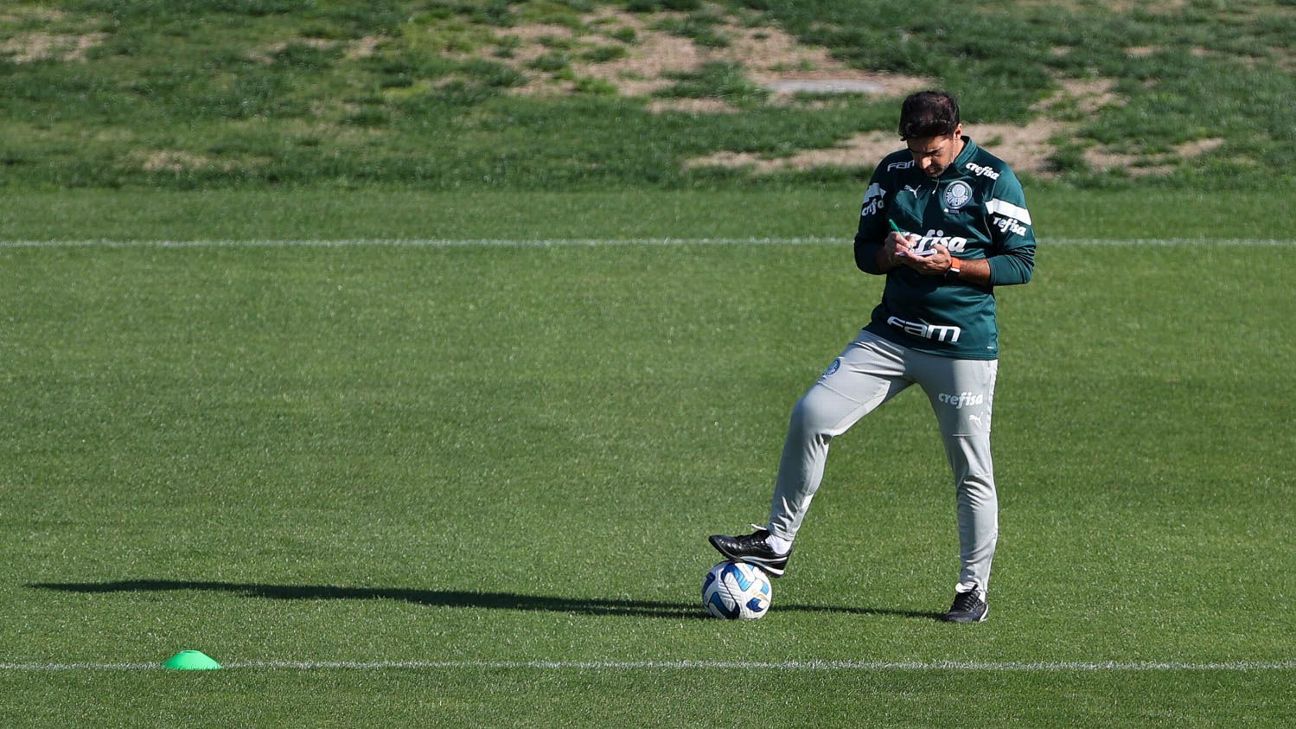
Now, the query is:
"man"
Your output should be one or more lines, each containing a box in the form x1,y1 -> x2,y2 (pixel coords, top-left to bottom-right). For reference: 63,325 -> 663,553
709,91 -> 1036,623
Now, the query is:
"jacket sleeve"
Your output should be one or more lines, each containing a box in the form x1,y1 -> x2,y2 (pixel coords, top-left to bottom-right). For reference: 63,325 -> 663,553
853,164 -> 892,275
984,170 -> 1036,286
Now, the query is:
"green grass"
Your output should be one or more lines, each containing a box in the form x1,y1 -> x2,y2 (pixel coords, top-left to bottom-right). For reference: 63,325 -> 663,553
2,188 -> 1293,241
1,190 -> 1293,724
1,0 -> 1293,189
5,671 -> 1294,725
658,61 -> 770,108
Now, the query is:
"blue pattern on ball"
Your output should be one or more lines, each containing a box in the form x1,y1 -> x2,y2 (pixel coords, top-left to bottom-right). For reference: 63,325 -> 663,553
702,561 -> 772,620
721,561 -> 755,591
707,591 -> 739,619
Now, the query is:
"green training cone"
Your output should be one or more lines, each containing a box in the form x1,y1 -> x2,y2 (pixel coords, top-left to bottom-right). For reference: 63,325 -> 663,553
162,650 -> 222,670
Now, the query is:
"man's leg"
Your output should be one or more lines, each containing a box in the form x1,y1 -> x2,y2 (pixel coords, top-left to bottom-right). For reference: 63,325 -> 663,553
712,332 -> 910,574
766,332 -> 911,542
943,432 -> 997,591
915,354 -> 999,616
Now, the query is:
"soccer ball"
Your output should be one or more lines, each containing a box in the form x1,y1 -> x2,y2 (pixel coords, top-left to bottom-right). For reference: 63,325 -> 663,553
701,561 -> 772,620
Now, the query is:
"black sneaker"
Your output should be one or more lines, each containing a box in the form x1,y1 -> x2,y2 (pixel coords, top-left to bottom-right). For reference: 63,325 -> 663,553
708,526 -> 791,577
941,588 -> 989,623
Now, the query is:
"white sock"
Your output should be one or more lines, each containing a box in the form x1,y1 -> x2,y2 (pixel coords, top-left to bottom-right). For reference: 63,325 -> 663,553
765,533 -> 792,554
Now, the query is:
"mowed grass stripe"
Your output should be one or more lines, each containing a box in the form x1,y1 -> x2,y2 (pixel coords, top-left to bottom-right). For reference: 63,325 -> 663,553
0,237 -> 1293,249
2,659 -> 1294,672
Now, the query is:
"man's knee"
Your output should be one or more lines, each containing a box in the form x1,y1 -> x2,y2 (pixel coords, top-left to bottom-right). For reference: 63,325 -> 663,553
789,386 -> 856,438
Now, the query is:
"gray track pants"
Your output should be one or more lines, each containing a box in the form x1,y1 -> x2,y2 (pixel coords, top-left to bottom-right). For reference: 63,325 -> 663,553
767,329 -> 999,593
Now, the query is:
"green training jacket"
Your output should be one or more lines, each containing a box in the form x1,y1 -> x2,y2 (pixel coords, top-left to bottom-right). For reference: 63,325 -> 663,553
854,136 -> 1036,360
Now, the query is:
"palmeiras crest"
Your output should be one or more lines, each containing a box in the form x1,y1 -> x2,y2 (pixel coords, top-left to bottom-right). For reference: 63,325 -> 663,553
944,181 -> 973,210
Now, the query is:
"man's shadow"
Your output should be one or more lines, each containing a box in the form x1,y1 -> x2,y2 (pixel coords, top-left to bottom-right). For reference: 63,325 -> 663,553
29,580 -> 941,620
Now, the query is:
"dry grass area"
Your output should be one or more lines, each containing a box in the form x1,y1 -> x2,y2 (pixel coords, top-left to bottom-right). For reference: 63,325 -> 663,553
246,36 -> 384,64
0,1 -> 1244,182
683,75 -> 1220,179
0,7 -> 68,23
493,5 -> 928,105
1084,137 -> 1224,177
1050,78 -> 1121,114
1010,0 -> 1187,11
0,31 -> 105,63
1104,0 -> 1188,12
0,6 -> 108,62
684,80 -> 1089,176
130,150 -> 267,175
646,98 -> 738,114
685,120 -> 1062,176
345,35 -> 385,60
685,130 -> 898,173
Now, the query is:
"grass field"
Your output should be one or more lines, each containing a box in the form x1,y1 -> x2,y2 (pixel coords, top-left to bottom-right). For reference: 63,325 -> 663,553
5,0 -> 1294,724
2,191 -> 1293,725
4,187 -> 1294,241
4,0 -> 1294,189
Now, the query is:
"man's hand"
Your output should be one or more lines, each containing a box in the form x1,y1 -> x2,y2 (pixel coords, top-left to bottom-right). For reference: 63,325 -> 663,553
900,243 -> 955,276
882,231 -> 917,269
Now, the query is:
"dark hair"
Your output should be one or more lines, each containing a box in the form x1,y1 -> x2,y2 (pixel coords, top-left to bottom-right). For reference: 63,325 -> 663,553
898,91 -> 960,140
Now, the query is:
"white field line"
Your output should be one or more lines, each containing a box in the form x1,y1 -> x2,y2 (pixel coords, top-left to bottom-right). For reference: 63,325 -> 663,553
1,659 -> 1293,672
0,237 -> 1293,250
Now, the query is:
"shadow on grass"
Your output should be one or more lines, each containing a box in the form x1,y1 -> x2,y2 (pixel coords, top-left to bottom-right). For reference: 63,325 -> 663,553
29,580 -> 941,621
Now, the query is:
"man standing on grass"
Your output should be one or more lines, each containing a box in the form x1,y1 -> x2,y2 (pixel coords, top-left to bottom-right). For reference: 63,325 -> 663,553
710,91 -> 1036,623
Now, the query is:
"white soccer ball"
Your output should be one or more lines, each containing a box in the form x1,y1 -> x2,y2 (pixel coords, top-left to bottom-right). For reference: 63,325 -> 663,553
701,561 -> 772,620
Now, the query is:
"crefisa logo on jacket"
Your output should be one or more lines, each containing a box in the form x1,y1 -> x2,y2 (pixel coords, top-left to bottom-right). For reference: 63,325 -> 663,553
944,181 -> 972,210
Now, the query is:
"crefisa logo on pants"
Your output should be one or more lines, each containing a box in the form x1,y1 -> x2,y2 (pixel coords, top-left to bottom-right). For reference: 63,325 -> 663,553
938,391 -> 985,409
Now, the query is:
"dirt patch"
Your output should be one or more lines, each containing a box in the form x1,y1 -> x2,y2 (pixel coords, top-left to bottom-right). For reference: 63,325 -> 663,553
685,120 -> 1063,176
647,98 -> 738,114
135,150 -> 260,174
722,22 -> 930,96
963,121 -> 1064,175
1010,0 -> 1185,11
1059,78 -> 1120,113
1,32 -> 106,63
248,37 -> 339,64
683,130 -> 896,172
501,8 -> 699,97
489,6 -> 928,102
764,79 -> 884,94
139,151 -> 221,174
1083,147 -> 1169,177
767,95 -> 849,110
0,8 -> 67,23
345,35 -> 385,60
1175,137 -> 1224,157
776,130 -> 901,171
247,34 -> 386,64
1083,137 -> 1222,177
1105,0 -> 1187,11
573,26 -> 701,96
1032,77 -> 1122,116
681,73 -> 1156,176
499,23 -> 576,43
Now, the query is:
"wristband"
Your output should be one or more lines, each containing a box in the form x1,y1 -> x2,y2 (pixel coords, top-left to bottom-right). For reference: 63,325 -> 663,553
944,261 -> 961,281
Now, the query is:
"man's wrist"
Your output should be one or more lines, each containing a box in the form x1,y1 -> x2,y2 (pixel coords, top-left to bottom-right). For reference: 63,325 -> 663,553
877,244 -> 896,272
944,258 -> 961,280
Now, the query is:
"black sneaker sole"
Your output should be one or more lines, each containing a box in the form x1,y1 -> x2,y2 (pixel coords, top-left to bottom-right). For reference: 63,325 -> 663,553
941,605 -> 989,623
708,535 -> 788,577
